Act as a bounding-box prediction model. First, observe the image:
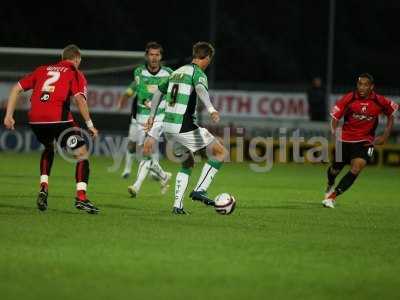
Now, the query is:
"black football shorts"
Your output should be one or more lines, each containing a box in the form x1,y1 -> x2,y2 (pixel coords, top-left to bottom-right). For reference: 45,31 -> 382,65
335,141 -> 374,164
31,122 -> 86,150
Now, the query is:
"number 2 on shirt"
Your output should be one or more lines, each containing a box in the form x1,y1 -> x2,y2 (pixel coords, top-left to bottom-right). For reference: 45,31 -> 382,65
40,71 -> 60,102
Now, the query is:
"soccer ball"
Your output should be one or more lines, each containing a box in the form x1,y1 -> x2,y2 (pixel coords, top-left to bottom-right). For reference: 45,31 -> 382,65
214,193 -> 236,215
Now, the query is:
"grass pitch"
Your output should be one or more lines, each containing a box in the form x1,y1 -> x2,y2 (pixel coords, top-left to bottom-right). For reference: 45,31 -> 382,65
0,152 -> 399,300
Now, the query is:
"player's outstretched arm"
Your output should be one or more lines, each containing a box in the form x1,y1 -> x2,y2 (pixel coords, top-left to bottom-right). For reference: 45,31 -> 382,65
150,88 -> 163,117
4,83 -> 24,130
195,84 -> 219,123
145,88 -> 163,132
74,94 -> 98,138
330,118 -> 339,135
117,81 -> 137,110
329,117 -> 340,143
374,115 -> 394,145
117,94 -> 130,110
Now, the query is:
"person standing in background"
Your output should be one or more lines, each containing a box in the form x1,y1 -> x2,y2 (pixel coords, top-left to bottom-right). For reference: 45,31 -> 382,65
307,77 -> 327,121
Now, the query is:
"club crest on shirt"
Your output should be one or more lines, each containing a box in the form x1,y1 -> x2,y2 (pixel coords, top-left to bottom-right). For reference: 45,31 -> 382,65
361,104 -> 368,114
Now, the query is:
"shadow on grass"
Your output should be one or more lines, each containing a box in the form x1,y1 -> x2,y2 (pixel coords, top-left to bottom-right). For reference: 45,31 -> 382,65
0,203 -> 35,211
0,174 -> 37,179
239,201 -> 321,210
100,203 -> 142,211
0,202 -> 80,215
1,174 -> 73,180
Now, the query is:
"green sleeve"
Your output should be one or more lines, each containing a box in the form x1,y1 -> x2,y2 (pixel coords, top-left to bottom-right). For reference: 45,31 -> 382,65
164,66 -> 174,74
193,66 -> 208,90
125,81 -> 137,97
125,68 -> 141,96
158,77 -> 169,94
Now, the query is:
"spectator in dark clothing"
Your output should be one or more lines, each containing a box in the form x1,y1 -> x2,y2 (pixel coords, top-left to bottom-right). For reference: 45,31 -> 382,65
307,77 -> 327,121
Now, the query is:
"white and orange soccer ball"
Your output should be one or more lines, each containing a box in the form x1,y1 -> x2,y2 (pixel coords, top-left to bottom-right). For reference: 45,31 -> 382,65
214,193 -> 236,215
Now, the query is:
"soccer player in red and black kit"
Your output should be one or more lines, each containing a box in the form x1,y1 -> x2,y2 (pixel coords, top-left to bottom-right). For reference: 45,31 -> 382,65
3,44 -> 100,214
323,73 -> 398,208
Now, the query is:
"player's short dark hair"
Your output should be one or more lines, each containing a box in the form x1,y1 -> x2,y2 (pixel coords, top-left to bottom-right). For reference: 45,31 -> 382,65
358,73 -> 374,84
62,44 -> 81,60
145,41 -> 163,55
192,42 -> 215,60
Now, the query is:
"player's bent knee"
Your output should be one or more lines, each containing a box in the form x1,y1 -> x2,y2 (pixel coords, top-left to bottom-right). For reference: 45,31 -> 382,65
182,153 -> 195,169
211,142 -> 227,161
73,145 -> 89,160
143,137 -> 156,156
350,160 -> 366,174
143,143 -> 153,156
127,141 -> 136,153
143,148 -> 151,156
182,160 -> 194,169
350,166 -> 363,175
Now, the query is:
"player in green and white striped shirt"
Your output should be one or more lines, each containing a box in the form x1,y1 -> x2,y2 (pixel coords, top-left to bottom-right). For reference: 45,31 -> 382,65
117,42 -> 172,197
146,42 -> 227,214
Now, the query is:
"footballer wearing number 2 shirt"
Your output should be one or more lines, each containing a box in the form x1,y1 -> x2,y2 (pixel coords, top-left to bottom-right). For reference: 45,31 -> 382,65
3,44 -> 100,214
323,73 -> 398,208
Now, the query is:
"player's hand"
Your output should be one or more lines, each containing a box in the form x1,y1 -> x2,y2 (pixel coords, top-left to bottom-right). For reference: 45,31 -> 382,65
88,127 -> 99,139
3,116 -> 15,130
330,132 -> 336,143
144,116 -> 154,132
330,127 -> 339,143
210,111 -> 220,123
374,135 -> 386,145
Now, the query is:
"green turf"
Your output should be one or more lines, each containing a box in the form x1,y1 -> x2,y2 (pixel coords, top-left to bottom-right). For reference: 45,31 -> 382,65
0,152 -> 399,300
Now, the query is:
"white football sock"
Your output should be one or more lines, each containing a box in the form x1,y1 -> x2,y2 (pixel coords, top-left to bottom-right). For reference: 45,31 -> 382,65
76,182 -> 87,191
133,159 -> 151,191
150,158 -> 167,181
194,163 -> 219,192
123,150 -> 135,174
40,175 -> 49,185
174,172 -> 190,209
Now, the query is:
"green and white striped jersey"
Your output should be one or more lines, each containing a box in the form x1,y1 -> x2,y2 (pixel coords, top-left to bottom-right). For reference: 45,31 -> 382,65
159,63 -> 208,133
125,64 -> 172,124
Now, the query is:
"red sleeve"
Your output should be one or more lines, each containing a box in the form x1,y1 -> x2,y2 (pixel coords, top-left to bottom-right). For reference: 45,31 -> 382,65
330,92 -> 354,120
18,68 -> 39,91
378,96 -> 399,117
71,70 -> 88,100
